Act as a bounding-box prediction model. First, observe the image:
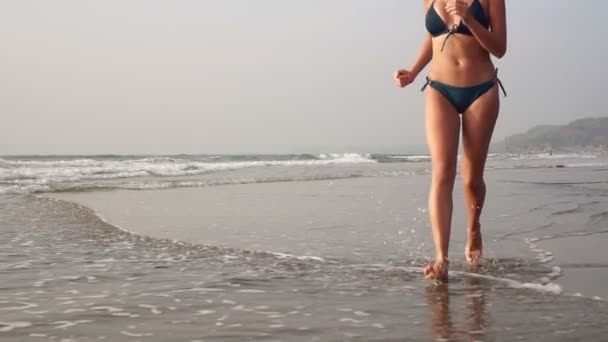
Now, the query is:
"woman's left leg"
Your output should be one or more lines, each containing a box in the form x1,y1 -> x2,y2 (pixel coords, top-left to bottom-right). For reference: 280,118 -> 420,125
461,85 -> 500,263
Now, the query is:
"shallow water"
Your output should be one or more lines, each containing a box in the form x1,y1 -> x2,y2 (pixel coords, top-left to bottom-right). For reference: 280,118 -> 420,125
2,154 -> 608,341
1,193 -> 607,341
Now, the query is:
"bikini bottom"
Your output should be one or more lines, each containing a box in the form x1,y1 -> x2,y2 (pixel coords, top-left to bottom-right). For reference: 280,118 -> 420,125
421,69 -> 507,114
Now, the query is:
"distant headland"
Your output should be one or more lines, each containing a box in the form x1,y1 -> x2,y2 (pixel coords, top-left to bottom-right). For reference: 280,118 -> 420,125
493,117 -> 608,154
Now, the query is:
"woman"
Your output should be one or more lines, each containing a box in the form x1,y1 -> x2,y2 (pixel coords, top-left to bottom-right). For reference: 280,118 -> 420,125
394,0 -> 507,282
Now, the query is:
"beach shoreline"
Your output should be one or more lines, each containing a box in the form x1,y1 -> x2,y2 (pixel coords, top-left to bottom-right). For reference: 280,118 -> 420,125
44,169 -> 608,300
2,160 -> 608,340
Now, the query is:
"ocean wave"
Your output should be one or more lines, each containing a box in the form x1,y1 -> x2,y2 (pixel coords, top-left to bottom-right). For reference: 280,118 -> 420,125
315,153 -> 375,162
388,155 -> 431,162
564,162 -> 608,168
0,154 -> 378,190
3,153 -> 606,195
0,174 -> 368,195
0,158 -> 106,168
0,169 -> 430,195
507,153 -> 599,160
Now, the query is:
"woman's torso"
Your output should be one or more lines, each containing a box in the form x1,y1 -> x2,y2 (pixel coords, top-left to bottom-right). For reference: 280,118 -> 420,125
426,0 -> 496,85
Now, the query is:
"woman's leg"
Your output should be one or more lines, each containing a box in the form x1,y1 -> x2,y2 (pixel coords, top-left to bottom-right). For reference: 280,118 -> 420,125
424,87 -> 461,281
461,85 -> 500,263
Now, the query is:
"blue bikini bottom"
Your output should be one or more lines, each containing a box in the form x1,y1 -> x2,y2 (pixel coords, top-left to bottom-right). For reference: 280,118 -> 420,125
421,71 -> 507,114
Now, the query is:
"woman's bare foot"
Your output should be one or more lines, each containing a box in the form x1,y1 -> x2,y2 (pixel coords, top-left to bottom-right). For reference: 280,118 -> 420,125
424,259 -> 449,283
465,223 -> 483,263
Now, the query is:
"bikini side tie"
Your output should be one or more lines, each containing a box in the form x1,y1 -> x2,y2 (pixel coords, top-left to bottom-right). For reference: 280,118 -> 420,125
495,68 -> 507,97
421,76 -> 431,92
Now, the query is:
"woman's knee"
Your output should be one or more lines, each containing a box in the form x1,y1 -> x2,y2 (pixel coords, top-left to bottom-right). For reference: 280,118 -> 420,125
463,174 -> 486,193
432,163 -> 457,187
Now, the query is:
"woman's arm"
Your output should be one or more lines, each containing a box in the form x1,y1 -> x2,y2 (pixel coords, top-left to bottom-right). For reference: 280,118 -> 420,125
394,1 -> 434,88
410,33 -> 433,77
412,0 -> 435,76
446,0 -> 507,58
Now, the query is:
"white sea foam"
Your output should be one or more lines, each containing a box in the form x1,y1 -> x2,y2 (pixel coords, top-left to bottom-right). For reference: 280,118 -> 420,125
270,252 -> 325,263
3,153 -> 605,195
388,155 -> 431,161
138,304 -> 162,315
339,318 -> 365,324
52,320 -> 93,329
362,264 -> 565,295
548,266 -> 562,279
0,158 -> 104,168
564,162 -> 608,168
169,288 -> 224,293
91,306 -> 124,313
0,301 -> 37,311
196,310 -> 216,315
4,174 -> 357,195
508,153 -> 598,160
316,153 -> 374,162
448,270 -> 564,294
120,331 -> 153,337
237,289 -> 266,294
0,154 -> 377,194
0,321 -> 32,332
0,154 -> 375,179
524,237 -> 556,264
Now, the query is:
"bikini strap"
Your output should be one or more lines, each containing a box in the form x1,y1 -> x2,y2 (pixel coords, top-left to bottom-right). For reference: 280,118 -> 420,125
495,68 -> 507,97
421,76 -> 431,92
440,24 -> 460,52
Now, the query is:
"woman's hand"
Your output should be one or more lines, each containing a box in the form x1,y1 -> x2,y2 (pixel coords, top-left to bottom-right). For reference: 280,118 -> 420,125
394,69 -> 417,88
445,0 -> 471,23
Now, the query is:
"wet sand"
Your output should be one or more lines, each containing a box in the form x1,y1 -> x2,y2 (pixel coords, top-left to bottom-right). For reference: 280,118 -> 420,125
47,169 -> 608,299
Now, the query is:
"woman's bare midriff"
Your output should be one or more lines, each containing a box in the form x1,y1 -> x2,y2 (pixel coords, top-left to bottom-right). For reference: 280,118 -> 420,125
428,34 -> 495,86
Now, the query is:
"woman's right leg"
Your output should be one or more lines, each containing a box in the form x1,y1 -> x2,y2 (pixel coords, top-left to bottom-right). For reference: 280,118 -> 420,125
424,87 -> 461,281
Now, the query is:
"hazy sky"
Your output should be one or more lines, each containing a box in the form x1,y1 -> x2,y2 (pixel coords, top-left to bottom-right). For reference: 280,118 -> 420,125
1,1 -> 606,155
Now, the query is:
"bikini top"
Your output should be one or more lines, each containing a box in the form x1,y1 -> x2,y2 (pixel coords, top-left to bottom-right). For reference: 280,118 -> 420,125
425,0 -> 490,51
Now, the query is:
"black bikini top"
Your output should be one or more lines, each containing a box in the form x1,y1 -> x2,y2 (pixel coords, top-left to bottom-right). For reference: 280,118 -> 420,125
426,0 -> 490,50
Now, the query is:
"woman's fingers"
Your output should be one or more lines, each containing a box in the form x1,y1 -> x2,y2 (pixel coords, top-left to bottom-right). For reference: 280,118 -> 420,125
394,70 -> 407,81
400,76 -> 413,88
396,77 -> 408,88
445,5 -> 459,16
394,69 -> 416,88
394,69 -> 408,78
445,0 -> 469,19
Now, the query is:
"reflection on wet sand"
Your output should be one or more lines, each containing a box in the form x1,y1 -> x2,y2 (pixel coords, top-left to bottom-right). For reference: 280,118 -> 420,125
426,283 -> 453,340
466,277 -> 489,340
426,277 -> 491,341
